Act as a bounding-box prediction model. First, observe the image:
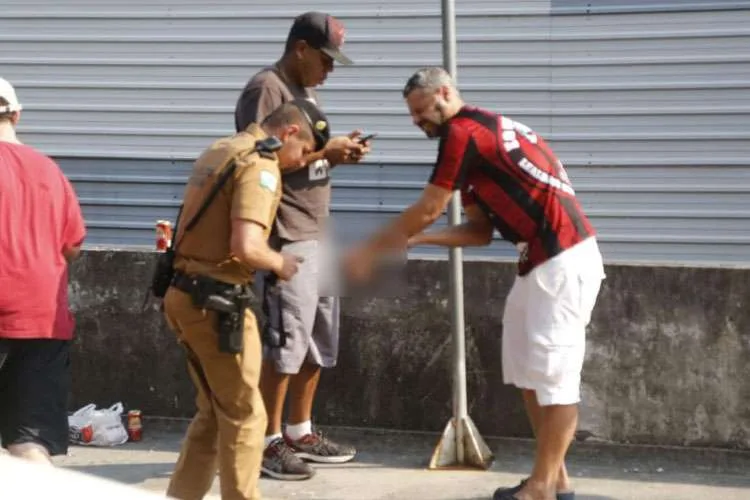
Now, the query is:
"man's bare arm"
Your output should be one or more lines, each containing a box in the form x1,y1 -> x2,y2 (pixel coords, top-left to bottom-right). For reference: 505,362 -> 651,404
230,219 -> 285,274
302,134 -> 368,168
303,149 -> 327,166
363,184 -> 455,254
409,205 -> 494,248
63,246 -> 82,263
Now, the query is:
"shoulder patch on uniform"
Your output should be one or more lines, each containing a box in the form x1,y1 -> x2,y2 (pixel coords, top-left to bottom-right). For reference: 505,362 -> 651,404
259,170 -> 278,192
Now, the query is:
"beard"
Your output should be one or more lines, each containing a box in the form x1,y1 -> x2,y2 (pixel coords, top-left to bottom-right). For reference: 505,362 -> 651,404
418,102 -> 447,139
420,123 -> 440,139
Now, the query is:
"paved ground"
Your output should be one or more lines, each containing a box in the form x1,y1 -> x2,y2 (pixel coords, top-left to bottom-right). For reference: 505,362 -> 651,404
54,424 -> 750,500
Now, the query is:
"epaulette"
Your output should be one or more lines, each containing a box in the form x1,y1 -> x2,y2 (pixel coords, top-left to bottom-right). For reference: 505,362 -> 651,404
255,136 -> 283,160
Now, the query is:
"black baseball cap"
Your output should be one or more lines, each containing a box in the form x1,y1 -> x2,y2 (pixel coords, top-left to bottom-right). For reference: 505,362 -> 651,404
290,98 -> 331,152
287,11 -> 354,66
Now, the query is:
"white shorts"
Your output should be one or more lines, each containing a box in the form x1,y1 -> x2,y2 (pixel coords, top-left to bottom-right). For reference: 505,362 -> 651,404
502,237 -> 605,406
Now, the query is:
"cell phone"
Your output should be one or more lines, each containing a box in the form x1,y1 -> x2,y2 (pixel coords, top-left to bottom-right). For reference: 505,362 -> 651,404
358,133 -> 378,144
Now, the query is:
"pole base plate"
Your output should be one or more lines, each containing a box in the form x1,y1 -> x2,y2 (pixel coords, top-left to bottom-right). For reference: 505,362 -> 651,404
428,416 -> 495,470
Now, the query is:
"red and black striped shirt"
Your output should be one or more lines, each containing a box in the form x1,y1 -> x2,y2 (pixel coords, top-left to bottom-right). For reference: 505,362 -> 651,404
429,105 -> 595,275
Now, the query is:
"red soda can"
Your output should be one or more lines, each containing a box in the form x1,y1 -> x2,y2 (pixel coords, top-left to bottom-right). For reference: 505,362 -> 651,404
127,409 -> 143,442
155,220 -> 173,251
71,424 -> 93,444
81,424 -> 94,443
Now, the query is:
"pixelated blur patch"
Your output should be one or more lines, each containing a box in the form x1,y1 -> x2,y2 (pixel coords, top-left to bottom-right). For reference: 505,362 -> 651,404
318,246 -> 409,299
259,170 -> 278,192
342,255 -> 409,299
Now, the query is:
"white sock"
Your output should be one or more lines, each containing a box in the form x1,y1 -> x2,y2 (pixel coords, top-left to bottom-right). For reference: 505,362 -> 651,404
264,433 -> 282,449
285,420 -> 312,441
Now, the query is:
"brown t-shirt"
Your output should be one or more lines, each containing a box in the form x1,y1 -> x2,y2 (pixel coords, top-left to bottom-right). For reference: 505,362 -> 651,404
173,124 -> 282,285
234,66 -> 331,242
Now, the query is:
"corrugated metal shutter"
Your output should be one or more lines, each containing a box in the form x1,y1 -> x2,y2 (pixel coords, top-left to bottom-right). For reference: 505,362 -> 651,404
2,0 -> 748,265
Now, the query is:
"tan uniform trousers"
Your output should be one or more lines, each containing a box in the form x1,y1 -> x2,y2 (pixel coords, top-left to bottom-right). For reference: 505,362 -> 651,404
163,286 -> 267,500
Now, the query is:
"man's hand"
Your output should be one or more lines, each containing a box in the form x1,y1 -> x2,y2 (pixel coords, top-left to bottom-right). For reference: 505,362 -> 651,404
346,130 -> 373,162
324,130 -> 370,166
277,253 -> 304,281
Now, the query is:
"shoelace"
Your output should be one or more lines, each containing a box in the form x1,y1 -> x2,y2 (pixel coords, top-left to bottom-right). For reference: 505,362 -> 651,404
270,439 -> 295,460
308,430 -> 338,454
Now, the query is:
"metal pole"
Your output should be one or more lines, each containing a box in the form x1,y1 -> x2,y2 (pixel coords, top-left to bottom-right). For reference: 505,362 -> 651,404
441,0 -> 468,458
429,0 -> 493,471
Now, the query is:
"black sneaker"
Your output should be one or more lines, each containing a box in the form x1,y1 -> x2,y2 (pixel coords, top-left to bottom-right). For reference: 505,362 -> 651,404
261,437 -> 315,481
284,429 -> 357,464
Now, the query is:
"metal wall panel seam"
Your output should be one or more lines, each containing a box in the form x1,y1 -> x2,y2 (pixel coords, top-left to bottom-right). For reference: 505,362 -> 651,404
3,29 -> 750,42
3,3 -> 749,17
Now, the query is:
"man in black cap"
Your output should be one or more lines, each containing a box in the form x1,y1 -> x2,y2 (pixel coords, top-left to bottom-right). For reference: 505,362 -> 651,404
234,11 -> 369,481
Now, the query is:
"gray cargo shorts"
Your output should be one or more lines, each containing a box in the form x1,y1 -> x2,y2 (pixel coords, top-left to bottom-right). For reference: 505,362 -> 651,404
257,239 -> 340,375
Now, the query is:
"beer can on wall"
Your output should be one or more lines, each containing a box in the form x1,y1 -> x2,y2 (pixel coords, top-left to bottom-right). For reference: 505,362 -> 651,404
156,220 -> 173,251
127,409 -> 143,442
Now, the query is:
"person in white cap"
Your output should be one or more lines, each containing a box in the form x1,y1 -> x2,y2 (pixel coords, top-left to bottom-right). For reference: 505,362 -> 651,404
0,79 -> 22,111
0,78 -> 86,464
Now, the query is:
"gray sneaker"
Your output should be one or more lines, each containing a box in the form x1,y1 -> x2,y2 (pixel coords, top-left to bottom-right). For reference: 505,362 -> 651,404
261,437 -> 315,481
284,429 -> 357,464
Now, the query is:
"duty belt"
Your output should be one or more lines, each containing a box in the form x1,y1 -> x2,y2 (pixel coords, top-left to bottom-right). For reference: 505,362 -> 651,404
171,271 -> 249,298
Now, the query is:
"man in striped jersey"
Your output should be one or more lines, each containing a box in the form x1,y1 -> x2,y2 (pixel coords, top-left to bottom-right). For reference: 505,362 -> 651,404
345,66 -> 606,500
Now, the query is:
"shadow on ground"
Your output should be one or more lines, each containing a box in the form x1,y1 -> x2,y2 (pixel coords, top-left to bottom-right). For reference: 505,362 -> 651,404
66,463 -> 173,485
59,423 -> 750,499
326,427 -> 750,490
463,498 -> 616,500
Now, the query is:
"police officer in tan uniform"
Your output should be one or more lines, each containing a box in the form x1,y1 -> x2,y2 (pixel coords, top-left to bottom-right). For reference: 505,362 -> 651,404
162,98 -> 331,500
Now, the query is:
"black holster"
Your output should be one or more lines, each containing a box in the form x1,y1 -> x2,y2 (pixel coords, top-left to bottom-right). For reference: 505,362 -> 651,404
150,249 -> 176,299
172,273 -> 265,354
260,271 -> 286,349
261,235 -> 286,350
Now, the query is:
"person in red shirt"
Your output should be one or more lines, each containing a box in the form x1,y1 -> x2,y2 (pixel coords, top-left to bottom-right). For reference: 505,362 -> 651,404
346,67 -> 605,500
0,78 -> 86,464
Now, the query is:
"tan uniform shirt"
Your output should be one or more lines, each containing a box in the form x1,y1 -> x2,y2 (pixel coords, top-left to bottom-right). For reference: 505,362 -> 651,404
234,66 -> 330,242
173,124 -> 282,285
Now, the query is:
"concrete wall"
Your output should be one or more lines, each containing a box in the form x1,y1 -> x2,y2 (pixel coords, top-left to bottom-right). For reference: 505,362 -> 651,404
67,250 -> 750,450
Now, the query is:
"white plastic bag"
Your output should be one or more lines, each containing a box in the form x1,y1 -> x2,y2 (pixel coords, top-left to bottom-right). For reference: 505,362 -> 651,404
68,402 -> 129,447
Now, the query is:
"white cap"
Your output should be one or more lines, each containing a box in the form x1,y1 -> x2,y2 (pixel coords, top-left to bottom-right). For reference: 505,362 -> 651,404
0,78 -> 22,113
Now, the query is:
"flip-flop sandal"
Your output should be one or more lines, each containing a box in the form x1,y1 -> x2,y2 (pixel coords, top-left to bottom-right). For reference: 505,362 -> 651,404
493,492 -> 575,500
492,478 -> 528,500
492,479 -> 527,499
492,478 -> 576,500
